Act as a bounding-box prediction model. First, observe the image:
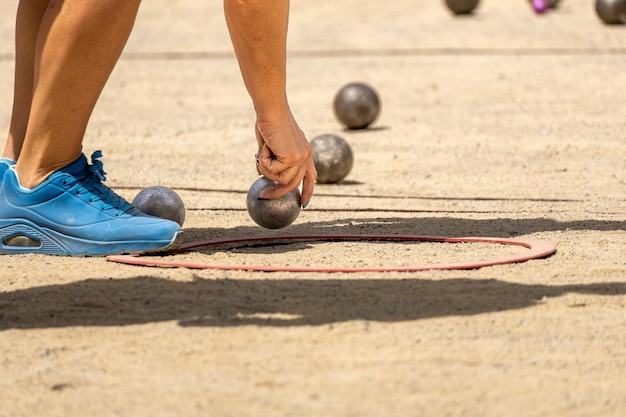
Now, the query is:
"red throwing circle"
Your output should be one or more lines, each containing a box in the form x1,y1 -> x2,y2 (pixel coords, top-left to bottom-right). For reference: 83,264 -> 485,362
106,234 -> 556,273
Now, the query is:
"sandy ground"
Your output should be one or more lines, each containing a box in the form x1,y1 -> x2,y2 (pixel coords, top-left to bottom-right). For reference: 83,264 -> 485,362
0,0 -> 625,416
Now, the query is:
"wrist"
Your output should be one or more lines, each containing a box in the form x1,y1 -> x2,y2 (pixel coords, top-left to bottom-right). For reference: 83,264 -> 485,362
254,97 -> 291,124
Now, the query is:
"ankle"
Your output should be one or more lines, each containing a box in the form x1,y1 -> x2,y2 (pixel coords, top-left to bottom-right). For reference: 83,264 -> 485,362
13,165 -> 54,190
2,141 -> 20,161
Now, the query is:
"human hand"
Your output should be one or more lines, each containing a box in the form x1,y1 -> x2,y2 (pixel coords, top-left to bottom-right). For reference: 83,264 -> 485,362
254,114 -> 316,207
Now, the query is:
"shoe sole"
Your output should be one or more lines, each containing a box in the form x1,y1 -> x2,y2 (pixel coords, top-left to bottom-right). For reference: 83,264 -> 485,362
0,220 -> 183,257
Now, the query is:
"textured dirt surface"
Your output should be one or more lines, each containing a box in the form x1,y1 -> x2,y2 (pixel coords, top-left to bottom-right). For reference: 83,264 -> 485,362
0,0 -> 625,416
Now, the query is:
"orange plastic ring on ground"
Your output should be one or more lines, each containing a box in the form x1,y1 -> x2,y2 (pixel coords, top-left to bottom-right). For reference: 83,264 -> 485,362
106,234 -> 556,273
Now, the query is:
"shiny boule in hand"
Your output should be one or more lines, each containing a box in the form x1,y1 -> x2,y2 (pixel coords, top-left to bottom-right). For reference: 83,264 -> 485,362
246,177 -> 301,229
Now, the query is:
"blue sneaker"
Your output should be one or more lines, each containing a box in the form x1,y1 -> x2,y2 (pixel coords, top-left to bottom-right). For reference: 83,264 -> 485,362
0,151 -> 182,256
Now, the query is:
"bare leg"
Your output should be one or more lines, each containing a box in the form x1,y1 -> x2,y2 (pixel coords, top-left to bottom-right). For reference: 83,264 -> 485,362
10,0 -> 141,189
3,0 -> 48,161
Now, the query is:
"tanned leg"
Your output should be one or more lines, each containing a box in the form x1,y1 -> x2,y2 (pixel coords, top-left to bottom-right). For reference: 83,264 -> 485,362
3,0 -> 48,161
12,0 -> 141,189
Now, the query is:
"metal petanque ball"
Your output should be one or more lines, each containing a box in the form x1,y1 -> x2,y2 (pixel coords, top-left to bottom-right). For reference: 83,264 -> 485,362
595,0 -> 626,24
246,177 -> 301,229
132,186 -> 186,227
333,82 -> 380,130
311,134 -> 354,184
444,0 -> 480,14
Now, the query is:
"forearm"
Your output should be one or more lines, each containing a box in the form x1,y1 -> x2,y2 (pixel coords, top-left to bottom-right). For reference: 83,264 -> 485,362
224,0 -> 290,121
224,0 -> 315,203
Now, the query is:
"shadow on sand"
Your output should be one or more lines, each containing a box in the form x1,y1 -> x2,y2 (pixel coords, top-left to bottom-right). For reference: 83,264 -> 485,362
1,215 -> 623,330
